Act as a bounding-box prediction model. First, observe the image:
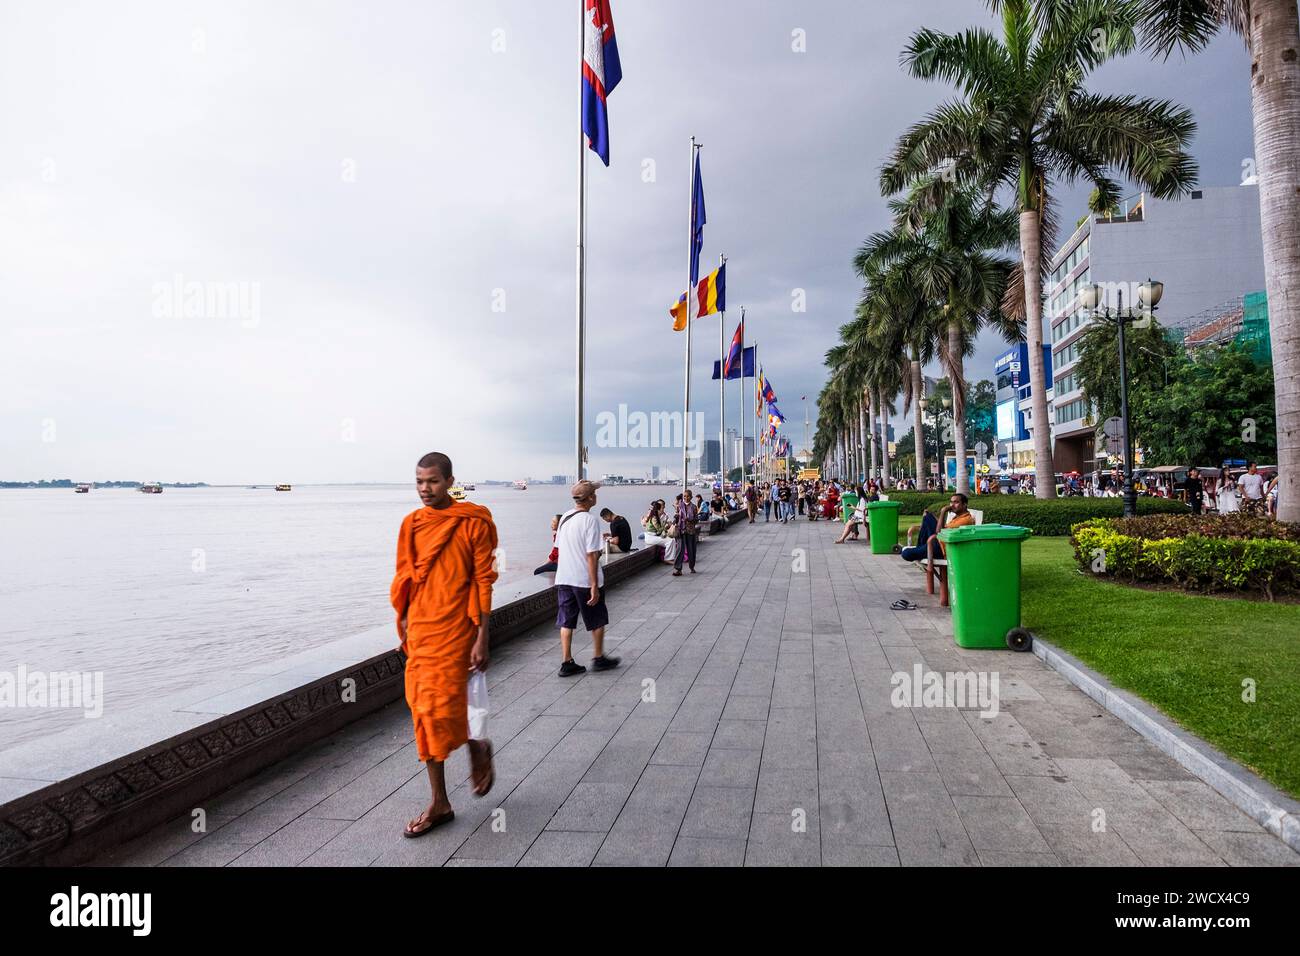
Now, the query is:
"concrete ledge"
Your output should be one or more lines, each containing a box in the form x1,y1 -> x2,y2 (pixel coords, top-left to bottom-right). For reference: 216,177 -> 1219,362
0,546 -> 660,867
1032,635 -> 1300,853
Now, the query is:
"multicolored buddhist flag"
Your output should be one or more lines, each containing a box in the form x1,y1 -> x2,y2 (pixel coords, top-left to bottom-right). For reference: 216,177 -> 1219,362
581,0 -> 622,166
670,262 -> 725,331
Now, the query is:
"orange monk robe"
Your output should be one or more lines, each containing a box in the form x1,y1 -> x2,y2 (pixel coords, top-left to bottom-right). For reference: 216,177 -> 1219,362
390,501 -> 498,763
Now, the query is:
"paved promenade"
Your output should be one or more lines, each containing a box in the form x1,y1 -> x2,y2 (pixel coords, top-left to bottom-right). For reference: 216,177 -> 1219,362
94,517 -> 1299,866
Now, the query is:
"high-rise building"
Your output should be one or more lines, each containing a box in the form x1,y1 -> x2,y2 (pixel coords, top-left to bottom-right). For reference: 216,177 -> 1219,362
1044,185 -> 1266,472
702,439 -> 721,475
993,344 -> 1052,472
651,465 -> 660,480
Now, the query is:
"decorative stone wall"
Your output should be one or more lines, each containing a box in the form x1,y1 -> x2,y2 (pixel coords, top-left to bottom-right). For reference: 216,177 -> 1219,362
0,547 -> 661,867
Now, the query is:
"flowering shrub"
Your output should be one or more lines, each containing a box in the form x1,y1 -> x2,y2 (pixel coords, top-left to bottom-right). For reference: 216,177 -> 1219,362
1071,516 -> 1300,600
884,492 -> 1186,535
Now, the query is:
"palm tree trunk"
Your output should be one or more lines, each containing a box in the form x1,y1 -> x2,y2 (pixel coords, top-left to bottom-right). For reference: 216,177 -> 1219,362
1253,0 -> 1300,521
858,398 -> 868,487
1020,209 -> 1056,498
949,319 -> 970,496
877,385 -> 891,488
867,391 -> 878,482
852,403 -> 863,481
911,357 -> 925,487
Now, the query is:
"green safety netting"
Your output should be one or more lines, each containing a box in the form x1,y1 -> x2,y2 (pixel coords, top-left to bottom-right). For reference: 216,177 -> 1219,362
1237,290 -> 1271,363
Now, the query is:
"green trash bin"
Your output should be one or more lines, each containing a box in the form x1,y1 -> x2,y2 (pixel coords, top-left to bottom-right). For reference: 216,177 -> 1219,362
865,500 -> 901,554
936,524 -> 1033,650
840,492 -> 860,524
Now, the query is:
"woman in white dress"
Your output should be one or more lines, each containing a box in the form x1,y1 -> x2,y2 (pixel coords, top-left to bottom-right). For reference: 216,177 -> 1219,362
642,500 -> 679,563
1218,474 -> 1239,514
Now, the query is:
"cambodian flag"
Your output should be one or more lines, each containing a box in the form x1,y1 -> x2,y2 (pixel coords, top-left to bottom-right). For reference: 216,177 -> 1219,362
582,0 -> 622,166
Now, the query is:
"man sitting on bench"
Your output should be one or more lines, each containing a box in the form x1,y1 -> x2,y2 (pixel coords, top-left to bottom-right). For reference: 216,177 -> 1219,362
936,493 -> 976,549
922,493 -> 976,607
899,505 -> 939,561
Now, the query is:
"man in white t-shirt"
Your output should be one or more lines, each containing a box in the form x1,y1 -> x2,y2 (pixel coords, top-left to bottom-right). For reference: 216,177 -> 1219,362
1239,462 -> 1266,516
553,479 -> 621,677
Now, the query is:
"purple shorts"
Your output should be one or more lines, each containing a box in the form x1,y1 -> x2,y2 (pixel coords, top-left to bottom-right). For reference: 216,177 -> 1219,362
555,585 -> 609,631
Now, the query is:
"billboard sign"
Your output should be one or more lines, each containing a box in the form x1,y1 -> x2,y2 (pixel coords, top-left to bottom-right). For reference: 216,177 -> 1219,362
996,400 -> 1018,441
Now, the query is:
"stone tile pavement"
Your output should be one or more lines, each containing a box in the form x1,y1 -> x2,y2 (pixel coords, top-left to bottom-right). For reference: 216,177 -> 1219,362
91,515 -> 1300,867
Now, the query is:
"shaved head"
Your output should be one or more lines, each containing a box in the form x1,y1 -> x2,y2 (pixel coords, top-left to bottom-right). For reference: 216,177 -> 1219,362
417,452 -> 453,480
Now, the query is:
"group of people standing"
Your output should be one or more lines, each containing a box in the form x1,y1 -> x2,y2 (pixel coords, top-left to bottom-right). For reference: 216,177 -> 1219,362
752,478 -> 844,523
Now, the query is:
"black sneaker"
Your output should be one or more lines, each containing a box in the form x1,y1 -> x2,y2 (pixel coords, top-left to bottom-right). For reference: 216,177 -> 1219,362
590,654 -> 621,672
558,659 -> 587,677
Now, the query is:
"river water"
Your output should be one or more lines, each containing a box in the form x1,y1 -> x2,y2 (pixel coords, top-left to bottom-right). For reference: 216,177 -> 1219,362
0,483 -> 678,752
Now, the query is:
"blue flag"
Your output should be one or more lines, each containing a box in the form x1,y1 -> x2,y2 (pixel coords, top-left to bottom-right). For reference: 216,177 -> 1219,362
689,152 -> 706,284
711,346 -> 755,380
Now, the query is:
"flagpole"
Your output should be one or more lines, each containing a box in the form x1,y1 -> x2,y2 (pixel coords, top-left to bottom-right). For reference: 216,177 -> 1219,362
753,342 -> 761,483
682,137 -> 698,497
739,310 -> 747,486
717,253 -> 726,489
575,0 -> 587,484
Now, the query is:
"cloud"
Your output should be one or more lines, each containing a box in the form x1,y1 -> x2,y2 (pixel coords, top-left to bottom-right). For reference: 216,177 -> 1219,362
0,1 -> 1254,482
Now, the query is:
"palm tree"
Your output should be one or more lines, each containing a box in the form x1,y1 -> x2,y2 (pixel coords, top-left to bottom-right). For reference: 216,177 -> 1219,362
831,317 -> 870,478
882,0 -> 1198,498
1127,0 -> 1299,519
859,186 -> 1019,493
857,229 -> 936,487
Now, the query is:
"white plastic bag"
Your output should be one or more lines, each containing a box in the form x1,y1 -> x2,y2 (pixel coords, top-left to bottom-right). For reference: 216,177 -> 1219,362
467,670 -> 489,741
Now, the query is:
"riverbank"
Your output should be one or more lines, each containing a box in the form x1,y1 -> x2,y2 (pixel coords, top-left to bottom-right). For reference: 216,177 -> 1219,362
0,484 -> 679,750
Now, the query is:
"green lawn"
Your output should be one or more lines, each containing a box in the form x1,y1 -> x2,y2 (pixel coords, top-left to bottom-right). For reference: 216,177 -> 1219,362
1020,536 -> 1300,799
889,514 -> 1300,796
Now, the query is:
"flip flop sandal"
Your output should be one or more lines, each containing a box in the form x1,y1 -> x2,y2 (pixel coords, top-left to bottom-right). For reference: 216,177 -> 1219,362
403,809 -> 454,838
891,599 -> 919,611
471,741 -> 495,798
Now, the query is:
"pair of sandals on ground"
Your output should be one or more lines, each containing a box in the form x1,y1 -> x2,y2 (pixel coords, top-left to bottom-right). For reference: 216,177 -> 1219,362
403,738 -> 495,838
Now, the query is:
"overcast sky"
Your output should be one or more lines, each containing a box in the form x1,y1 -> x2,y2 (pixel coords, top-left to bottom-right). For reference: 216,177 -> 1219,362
1,0 -> 1256,484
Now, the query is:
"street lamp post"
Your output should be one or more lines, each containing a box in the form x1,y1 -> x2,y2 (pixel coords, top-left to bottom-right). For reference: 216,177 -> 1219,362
918,396 -> 928,488
1079,278 -> 1163,519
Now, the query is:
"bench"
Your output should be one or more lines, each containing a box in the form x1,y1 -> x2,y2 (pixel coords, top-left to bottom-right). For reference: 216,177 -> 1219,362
924,509 -> 983,607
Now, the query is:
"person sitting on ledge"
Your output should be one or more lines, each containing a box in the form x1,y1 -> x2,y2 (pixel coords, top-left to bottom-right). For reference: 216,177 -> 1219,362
710,489 -> 728,532
600,507 -> 633,553
642,499 -> 677,563
533,513 -> 562,575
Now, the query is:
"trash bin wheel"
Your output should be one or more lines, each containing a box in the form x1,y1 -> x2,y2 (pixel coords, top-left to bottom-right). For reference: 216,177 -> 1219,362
892,544 -> 902,554
1005,628 -> 1033,652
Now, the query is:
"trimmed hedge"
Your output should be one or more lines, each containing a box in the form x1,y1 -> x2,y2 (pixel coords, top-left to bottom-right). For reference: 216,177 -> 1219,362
878,491 -> 1188,536
1071,516 -> 1300,600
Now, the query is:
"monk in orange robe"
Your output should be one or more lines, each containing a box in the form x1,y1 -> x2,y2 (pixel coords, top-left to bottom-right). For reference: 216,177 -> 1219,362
390,452 -> 498,837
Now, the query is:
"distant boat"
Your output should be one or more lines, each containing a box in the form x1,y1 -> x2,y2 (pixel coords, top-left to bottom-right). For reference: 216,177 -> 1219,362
513,480 -> 527,491
462,484 -> 476,491
74,483 -> 92,494
139,483 -> 163,494
449,485 -> 467,501
275,484 -> 292,492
